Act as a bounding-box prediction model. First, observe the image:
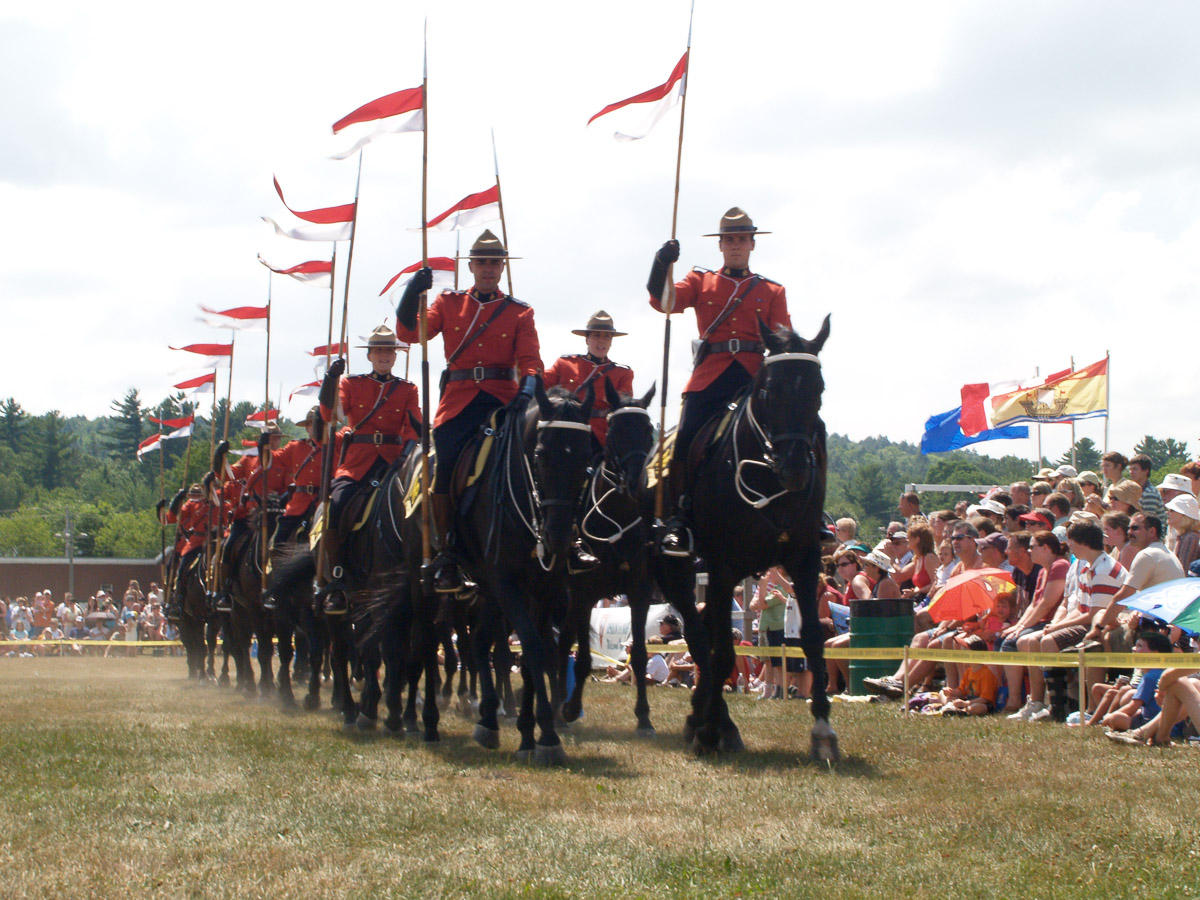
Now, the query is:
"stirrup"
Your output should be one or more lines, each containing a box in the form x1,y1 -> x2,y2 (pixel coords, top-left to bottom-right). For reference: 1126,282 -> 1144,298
658,521 -> 694,558
568,542 -> 600,574
262,592 -> 277,612
214,592 -> 233,613
322,591 -> 348,615
432,554 -> 464,594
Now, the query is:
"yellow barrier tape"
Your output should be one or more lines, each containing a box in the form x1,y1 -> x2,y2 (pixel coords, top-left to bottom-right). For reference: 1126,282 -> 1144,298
1,639 -> 183,647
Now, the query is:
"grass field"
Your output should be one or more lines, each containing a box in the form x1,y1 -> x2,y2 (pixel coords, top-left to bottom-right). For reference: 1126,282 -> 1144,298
2,657 -> 1198,899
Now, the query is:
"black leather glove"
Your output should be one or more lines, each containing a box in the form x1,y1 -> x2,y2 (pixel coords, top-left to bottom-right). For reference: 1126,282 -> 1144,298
319,359 -> 345,409
169,489 -> 186,515
211,439 -> 229,472
647,240 -> 680,301
257,431 -> 271,452
518,374 -> 538,399
397,266 -> 433,329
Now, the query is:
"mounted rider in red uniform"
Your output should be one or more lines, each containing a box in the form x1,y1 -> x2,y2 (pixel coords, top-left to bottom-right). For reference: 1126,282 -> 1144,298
544,310 -> 634,451
647,207 -> 792,557
317,325 -> 421,613
395,229 -> 543,594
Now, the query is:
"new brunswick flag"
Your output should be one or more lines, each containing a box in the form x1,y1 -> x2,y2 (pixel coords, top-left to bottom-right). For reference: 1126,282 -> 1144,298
989,357 -> 1108,428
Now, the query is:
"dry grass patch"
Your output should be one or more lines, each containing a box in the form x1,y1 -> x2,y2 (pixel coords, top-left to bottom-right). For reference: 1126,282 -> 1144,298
2,658 -> 1198,898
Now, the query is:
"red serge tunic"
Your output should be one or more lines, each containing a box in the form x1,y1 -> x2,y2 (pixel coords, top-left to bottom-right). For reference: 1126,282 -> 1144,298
272,437 -> 340,517
543,353 -> 634,445
321,373 -> 421,481
171,498 -> 214,556
394,289 -> 542,428
649,267 -> 790,393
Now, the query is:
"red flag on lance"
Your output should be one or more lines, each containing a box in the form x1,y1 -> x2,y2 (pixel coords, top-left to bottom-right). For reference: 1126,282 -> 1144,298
148,414 -> 194,428
289,381 -> 320,402
588,50 -> 688,141
330,85 -> 425,160
256,254 -> 333,287
173,372 -> 216,397
310,342 -> 348,357
234,441 -> 259,457
262,177 -> 356,242
198,304 -> 269,331
245,409 -> 279,430
169,343 -> 233,370
424,185 -> 500,232
136,433 -> 161,460
379,257 -> 455,298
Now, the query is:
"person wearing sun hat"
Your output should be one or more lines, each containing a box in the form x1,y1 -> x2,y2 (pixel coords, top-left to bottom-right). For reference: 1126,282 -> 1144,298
543,310 -> 634,448
315,323 -> 421,611
1164,493 -> 1200,571
645,207 -> 792,556
395,229 -> 543,593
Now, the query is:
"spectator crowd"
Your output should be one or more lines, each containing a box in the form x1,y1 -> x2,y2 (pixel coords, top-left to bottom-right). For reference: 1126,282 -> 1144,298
1,579 -> 177,657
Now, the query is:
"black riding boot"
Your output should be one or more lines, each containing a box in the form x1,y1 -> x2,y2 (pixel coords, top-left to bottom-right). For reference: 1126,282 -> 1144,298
431,492 -> 464,596
658,494 -> 695,558
318,530 -> 348,615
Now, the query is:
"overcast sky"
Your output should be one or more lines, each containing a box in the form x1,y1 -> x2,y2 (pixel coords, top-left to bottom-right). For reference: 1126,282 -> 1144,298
3,1 -> 1198,463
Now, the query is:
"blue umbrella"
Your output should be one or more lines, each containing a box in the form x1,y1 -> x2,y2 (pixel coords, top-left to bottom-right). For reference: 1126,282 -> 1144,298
1118,577 -> 1200,631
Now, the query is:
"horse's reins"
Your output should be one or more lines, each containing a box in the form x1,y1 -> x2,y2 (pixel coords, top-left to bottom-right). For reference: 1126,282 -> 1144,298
580,407 -> 651,544
735,352 -> 821,510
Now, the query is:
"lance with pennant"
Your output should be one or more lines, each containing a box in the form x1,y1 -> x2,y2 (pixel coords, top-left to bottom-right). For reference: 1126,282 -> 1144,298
419,22 -> 434,579
654,0 -> 695,522
260,271 -> 273,591
491,128 -> 514,296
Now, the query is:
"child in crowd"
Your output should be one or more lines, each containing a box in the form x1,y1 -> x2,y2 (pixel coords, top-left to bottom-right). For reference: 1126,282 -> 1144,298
1090,630 -> 1174,730
936,641 -> 999,716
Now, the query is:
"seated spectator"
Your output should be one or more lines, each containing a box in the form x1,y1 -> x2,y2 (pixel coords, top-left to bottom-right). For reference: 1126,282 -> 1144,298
929,509 -> 958,546
1087,513 -> 1183,652
948,521 -> 984,575
1044,492 -> 1072,539
603,638 -> 669,685
1056,477 -> 1084,511
934,539 -> 956,588
1100,451 -> 1128,496
1002,531 -> 1069,719
728,628 -> 761,691
834,517 -> 858,546
1102,511 -> 1136,569
976,533 -> 1012,572
1108,479 -> 1143,516
1165,494 -> 1200,572
666,649 -> 696,688
1156,473 -> 1193,505
934,641 -> 1000,716
1030,481 -> 1053,508
1010,481 -> 1033,508
1088,630 -> 1173,729
1128,453 -> 1166,523
1004,504 -> 1031,534
895,522 -> 938,604
825,550 -> 899,692
1180,461 -> 1200,500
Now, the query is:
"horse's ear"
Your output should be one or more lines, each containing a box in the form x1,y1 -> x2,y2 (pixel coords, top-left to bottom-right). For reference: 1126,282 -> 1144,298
535,380 -> 553,420
639,382 -> 656,409
604,376 -> 621,411
811,314 -> 831,354
758,317 -> 782,354
580,379 -> 595,421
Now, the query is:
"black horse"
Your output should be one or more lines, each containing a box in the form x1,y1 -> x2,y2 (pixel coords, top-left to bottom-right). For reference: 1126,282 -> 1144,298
452,384 -> 595,763
655,317 -> 835,760
223,512 -> 276,698
560,381 -> 658,733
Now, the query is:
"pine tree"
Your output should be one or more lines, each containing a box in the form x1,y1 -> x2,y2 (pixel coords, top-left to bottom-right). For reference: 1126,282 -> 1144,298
105,388 -> 145,460
0,397 -> 28,452
36,411 -> 80,490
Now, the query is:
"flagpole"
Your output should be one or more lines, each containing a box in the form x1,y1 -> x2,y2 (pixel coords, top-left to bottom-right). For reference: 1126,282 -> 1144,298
1103,350 -> 1110,459
655,2 -> 694,522
1034,366 -> 1042,467
491,128 -> 514,296
223,331 -> 236,442
1069,355 -> 1077,469
418,23 -> 434,571
338,151 -> 365,368
260,271 -> 273,590
326,245 -> 338,371
315,243 -> 340,588
180,400 -> 194,493
157,413 -> 166,585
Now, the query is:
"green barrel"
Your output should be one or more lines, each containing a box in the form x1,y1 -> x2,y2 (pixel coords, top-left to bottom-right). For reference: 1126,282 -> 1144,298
848,598 -> 914,694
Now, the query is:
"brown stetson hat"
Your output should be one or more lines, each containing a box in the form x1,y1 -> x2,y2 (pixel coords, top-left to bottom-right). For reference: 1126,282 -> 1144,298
571,310 -> 627,337
301,406 -> 320,425
458,229 -> 522,261
355,324 -> 407,350
702,206 -> 771,237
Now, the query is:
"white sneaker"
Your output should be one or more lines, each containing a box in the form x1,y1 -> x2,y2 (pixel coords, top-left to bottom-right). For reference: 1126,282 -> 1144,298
1029,705 -> 1053,722
1007,700 -> 1037,721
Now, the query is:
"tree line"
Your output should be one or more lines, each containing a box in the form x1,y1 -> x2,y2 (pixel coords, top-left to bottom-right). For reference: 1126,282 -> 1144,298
0,392 -> 1191,557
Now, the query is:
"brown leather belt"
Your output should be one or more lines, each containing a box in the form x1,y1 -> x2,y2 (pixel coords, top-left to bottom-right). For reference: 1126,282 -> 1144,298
705,339 -> 764,355
444,366 -> 517,383
294,485 -> 319,493
348,433 -> 405,445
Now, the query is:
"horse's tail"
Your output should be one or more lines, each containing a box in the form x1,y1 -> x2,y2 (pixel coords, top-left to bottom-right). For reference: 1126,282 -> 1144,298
269,546 -> 315,601
351,569 -> 409,654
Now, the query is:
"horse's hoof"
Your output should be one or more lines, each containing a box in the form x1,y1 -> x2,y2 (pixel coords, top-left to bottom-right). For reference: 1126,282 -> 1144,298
514,747 -> 534,764
533,744 -> 567,767
423,729 -> 440,744
472,724 -> 501,750
561,700 -> 582,724
356,713 -> 378,732
436,693 -> 451,711
383,718 -> 405,737
303,694 -> 320,712
635,725 -> 657,739
341,720 -> 358,733
682,718 -> 698,744
403,717 -> 420,735
718,728 -> 745,754
691,735 -> 720,757
810,720 -> 840,765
